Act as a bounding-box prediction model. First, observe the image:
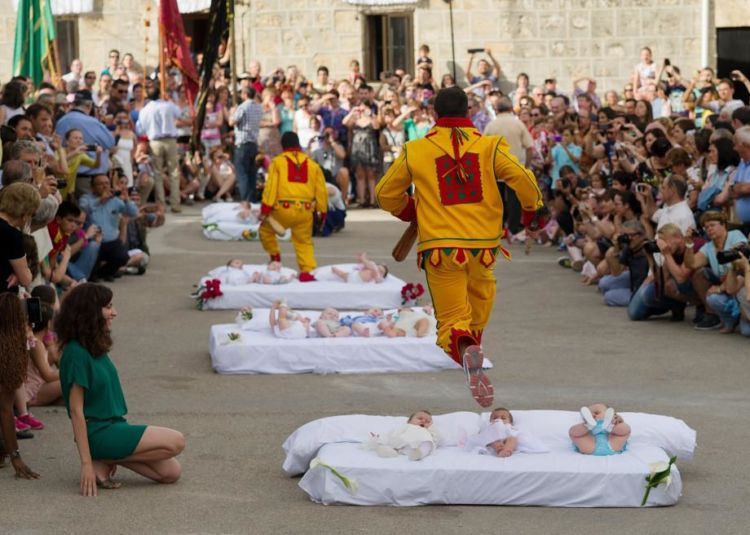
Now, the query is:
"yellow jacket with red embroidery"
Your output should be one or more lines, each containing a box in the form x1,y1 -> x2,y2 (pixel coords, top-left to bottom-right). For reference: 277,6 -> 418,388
375,117 -> 543,252
261,149 -> 328,215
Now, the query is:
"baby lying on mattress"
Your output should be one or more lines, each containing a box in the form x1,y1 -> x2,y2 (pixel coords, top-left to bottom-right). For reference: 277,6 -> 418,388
464,408 -> 549,457
365,410 -> 441,461
331,253 -> 389,284
570,403 -> 631,456
218,259 -> 295,285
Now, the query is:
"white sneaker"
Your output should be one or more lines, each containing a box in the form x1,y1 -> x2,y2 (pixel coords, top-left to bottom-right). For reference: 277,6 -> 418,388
580,406 -> 597,430
602,407 -> 615,432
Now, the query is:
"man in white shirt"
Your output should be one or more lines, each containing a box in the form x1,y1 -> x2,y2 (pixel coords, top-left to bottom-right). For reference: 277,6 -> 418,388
136,86 -> 183,212
651,176 -> 695,234
62,59 -> 83,84
483,96 -> 534,234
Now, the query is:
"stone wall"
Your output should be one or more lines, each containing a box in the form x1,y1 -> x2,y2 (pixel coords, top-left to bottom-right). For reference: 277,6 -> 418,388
0,0 -> 726,94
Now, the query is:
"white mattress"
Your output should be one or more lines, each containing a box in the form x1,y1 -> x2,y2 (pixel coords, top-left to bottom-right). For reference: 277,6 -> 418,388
284,411 -> 696,507
209,308 -> 489,375
199,264 -> 406,310
201,202 -> 291,241
300,442 -> 682,507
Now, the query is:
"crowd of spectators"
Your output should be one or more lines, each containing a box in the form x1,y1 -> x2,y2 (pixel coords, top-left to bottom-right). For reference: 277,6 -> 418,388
3,41 -> 750,469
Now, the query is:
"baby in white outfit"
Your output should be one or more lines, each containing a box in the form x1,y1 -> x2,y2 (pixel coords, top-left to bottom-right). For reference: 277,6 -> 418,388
367,410 -> 440,461
250,260 -> 295,284
219,258 -> 253,285
379,306 -> 436,338
269,299 -> 310,339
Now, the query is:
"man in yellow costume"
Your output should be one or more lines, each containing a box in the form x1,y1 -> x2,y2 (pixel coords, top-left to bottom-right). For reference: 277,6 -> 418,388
259,132 -> 328,282
376,87 -> 543,407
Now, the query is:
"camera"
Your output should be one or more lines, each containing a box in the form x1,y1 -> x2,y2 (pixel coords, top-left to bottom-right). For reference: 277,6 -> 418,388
85,144 -> 98,151
25,297 -> 42,326
617,234 -> 631,247
717,244 -> 750,264
56,178 -> 68,190
643,240 -> 660,254
467,48 -> 485,54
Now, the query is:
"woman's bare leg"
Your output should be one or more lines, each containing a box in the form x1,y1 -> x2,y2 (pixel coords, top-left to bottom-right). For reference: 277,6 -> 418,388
366,168 -> 377,205
355,165 -> 366,204
118,458 -> 182,484
216,175 -> 236,199
569,424 -> 595,454
29,381 -> 62,407
118,426 -> 185,464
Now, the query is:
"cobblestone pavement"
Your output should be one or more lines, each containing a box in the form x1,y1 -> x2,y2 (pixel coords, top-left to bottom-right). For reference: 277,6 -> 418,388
2,206 -> 748,535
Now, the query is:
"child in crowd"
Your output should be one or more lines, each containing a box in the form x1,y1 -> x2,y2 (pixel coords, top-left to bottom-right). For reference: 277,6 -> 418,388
366,410 -> 440,461
569,403 -> 631,456
315,307 -> 351,337
340,307 -> 385,337
379,306 -> 436,338
269,299 -> 310,339
251,260 -> 294,284
14,302 -> 62,432
331,252 -> 388,284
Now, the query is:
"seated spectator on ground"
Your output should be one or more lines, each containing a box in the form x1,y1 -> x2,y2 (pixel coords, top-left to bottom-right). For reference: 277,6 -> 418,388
686,211 -> 749,330
598,220 -> 650,307
79,174 -> 137,281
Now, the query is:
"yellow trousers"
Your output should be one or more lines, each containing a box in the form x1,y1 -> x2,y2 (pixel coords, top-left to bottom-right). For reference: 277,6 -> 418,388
421,248 -> 499,365
260,202 -> 317,273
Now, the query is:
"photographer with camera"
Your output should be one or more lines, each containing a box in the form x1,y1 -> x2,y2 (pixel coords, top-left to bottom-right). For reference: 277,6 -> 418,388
0,293 -> 40,479
703,243 -> 750,334
311,127 -> 350,201
79,174 -> 138,282
686,211 -> 749,330
598,220 -> 650,307
628,224 -> 695,321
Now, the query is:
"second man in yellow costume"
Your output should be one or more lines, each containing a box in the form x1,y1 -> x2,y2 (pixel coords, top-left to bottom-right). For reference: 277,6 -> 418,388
259,132 -> 328,282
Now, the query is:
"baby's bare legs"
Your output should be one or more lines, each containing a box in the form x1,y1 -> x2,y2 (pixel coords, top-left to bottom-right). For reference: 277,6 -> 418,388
277,307 -> 294,331
352,322 -> 370,337
331,266 -> 349,281
608,422 -> 631,453
413,318 -> 430,338
315,320 -> 334,337
379,320 -> 400,338
261,273 -> 273,284
333,326 -> 352,337
569,424 -> 595,454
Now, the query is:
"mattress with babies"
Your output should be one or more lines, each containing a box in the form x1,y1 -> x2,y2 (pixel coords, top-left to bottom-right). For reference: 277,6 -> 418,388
201,202 -> 291,241
209,308 -> 485,374
198,264 -> 406,310
284,411 -> 696,507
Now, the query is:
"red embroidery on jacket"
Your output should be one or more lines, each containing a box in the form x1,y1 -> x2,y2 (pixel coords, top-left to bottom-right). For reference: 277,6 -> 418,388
435,152 -> 483,206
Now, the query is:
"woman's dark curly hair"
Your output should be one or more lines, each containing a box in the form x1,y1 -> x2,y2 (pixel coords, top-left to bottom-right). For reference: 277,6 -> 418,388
0,294 -> 29,392
55,283 -> 113,358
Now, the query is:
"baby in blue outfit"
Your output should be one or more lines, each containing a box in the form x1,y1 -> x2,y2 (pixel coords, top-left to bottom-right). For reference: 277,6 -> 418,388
339,307 -> 385,337
569,403 -> 630,456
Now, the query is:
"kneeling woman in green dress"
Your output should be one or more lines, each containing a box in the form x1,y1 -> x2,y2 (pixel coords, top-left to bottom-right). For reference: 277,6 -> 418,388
57,283 -> 185,496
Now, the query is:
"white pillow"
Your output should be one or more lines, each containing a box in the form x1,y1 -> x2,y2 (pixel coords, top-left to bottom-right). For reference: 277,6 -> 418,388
481,410 -> 697,460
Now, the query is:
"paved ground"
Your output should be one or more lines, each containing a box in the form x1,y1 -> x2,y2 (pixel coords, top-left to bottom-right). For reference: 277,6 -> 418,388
2,205 -> 749,535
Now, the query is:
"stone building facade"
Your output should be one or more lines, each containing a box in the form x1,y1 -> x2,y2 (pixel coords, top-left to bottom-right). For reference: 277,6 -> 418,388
0,0 -> 747,93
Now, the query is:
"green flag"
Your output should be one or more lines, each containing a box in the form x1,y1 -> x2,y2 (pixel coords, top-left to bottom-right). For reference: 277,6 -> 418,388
13,0 -> 56,86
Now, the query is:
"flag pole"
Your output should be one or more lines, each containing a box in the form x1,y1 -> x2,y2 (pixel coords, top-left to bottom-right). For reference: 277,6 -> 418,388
49,38 -> 63,90
228,0 -> 237,106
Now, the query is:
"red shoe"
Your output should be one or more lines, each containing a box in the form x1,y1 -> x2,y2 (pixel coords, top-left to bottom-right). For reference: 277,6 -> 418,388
270,254 -> 281,262
462,345 -> 494,408
17,413 -> 44,430
298,272 -> 316,282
